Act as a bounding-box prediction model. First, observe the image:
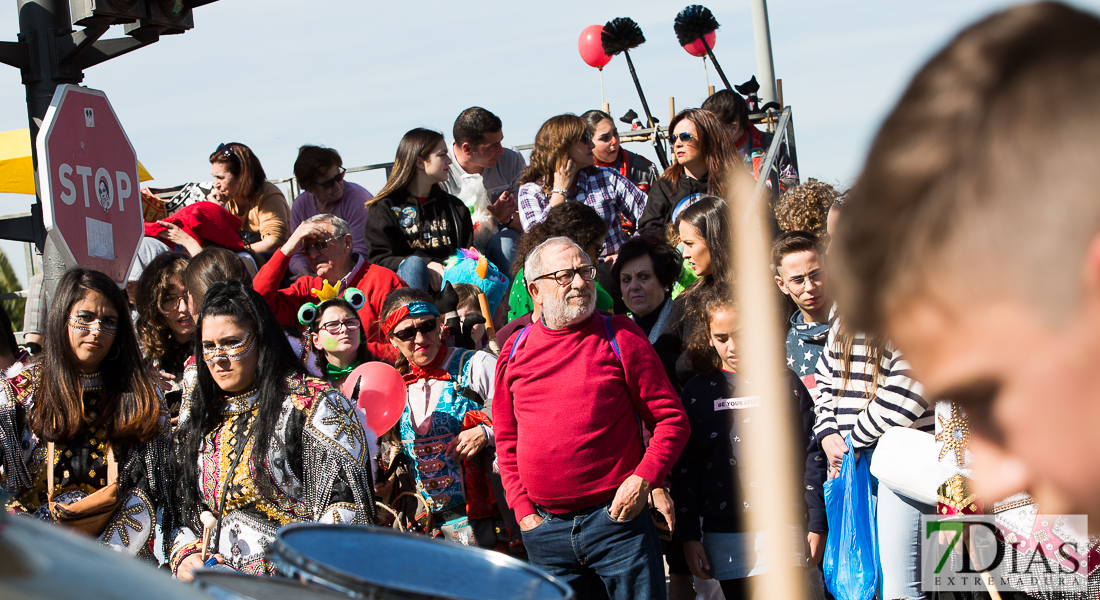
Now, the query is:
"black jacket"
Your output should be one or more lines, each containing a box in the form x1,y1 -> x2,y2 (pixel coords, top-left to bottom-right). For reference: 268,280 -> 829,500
637,172 -> 710,237
670,370 -> 827,544
364,186 -> 474,272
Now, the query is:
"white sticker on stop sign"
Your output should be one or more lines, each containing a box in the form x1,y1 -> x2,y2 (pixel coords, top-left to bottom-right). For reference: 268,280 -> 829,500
84,108 -> 94,128
86,217 -> 113,260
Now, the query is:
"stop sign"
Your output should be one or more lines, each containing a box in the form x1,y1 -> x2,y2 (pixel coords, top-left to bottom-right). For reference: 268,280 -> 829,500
36,85 -> 143,286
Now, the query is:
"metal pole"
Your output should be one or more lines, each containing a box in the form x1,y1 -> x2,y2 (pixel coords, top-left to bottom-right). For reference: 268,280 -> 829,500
749,0 -> 778,106
18,0 -> 84,299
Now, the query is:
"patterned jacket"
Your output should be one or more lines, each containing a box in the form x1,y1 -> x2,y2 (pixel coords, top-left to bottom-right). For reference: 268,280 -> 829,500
170,374 -> 375,576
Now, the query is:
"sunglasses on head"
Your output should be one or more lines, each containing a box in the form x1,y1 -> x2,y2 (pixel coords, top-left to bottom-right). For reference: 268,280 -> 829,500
316,167 -> 347,189
214,143 -> 235,159
390,318 -> 438,342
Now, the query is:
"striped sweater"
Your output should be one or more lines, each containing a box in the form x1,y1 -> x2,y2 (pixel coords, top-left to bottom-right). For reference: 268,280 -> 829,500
812,315 -> 934,449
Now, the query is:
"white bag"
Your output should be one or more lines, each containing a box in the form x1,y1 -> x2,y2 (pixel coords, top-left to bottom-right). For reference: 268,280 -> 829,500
869,427 -> 952,505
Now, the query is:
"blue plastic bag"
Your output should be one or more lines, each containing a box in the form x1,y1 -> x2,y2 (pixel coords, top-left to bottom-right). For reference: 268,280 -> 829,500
822,435 -> 879,600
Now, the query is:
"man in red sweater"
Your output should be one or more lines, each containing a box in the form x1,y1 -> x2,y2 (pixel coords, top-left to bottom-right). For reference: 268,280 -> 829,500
253,214 -> 405,361
494,237 -> 689,600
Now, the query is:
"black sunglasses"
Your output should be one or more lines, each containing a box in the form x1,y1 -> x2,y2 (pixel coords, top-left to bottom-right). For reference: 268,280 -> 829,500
214,143 -> 236,160
316,167 -> 347,189
670,132 -> 697,144
390,318 -> 438,342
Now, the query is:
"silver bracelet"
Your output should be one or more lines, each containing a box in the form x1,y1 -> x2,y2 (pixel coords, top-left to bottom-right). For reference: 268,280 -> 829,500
551,188 -> 569,196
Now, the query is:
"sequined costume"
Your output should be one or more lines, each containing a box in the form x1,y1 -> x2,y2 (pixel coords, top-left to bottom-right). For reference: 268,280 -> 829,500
0,363 -> 174,562
170,374 -> 375,576
396,347 -> 497,545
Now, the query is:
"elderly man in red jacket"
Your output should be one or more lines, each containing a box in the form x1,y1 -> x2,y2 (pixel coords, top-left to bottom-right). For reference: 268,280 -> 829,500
494,236 -> 689,600
253,214 -> 405,361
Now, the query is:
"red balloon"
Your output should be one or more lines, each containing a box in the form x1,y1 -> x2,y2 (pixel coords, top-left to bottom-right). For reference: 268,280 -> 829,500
682,31 -> 717,58
578,24 -> 612,69
342,362 -> 407,435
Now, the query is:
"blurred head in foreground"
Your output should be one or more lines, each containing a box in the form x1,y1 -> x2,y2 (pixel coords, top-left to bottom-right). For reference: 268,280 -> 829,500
833,1 -> 1100,524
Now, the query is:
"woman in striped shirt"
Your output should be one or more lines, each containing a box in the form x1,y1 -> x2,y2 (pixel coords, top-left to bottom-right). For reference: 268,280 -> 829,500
813,315 -> 935,599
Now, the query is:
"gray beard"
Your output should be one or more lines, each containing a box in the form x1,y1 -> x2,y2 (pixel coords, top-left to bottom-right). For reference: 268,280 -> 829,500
542,290 -> 596,329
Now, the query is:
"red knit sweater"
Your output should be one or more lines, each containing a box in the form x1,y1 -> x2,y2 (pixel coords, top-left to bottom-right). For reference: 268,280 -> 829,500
494,312 -> 689,520
252,249 -> 406,361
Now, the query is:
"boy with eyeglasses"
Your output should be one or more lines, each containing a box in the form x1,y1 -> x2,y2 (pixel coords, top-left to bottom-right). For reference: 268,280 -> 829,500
772,231 -> 830,396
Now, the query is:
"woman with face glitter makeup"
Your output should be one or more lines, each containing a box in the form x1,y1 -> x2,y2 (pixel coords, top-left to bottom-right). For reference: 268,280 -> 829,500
170,281 -> 377,581
0,268 -> 173,562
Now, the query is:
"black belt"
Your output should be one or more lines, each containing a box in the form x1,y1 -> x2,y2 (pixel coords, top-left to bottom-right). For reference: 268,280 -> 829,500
537,499 -> 612,521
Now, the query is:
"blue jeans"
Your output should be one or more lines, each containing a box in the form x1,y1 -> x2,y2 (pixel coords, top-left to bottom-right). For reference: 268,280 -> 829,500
877,477 -> 935,599
486,228 -> 521,278
397,256 -> 432,292
521,502 -> 666,600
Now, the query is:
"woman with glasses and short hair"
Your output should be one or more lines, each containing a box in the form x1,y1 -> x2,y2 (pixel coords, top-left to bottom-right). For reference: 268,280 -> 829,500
208,142 -> 290,257
636,109 -> 740,238
288,145 -> 374,278
517,114 -> 647,263
134,251 -> 194,417
376,288 -> 500,548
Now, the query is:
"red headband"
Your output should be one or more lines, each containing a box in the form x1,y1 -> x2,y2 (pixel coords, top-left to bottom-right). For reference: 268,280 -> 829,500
382,301 -> 440,337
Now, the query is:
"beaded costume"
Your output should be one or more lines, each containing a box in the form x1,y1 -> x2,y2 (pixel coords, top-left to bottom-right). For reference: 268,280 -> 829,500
395,347 -> 498,545
0,363 -> 173,562
170,374 -> 375,576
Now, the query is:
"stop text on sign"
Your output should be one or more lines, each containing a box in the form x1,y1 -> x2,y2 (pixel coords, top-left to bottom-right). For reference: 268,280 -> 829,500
56,163 -> 132,213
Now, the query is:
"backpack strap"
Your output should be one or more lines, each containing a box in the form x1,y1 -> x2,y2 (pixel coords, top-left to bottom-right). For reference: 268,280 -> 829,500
450,348 -> 484,407
506,324 -> 535,362
600,314 -> 621,362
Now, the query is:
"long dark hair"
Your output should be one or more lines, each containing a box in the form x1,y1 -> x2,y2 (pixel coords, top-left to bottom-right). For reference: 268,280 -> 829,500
134,251 -> 190,362
367,128 -> 446,207
378,288 -> 436,376
31,268 -> 161,444
660,108 -> 739,197
173,281 -> 304,530
676,195 -> 734,286
311,298 -> 374,374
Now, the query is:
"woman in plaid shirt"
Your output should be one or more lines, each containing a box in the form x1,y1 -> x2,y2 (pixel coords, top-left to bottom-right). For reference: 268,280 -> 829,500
517,114 -> 647,261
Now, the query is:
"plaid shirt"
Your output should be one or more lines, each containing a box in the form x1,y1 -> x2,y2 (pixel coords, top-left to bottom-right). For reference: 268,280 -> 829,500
518,167 -> 647,255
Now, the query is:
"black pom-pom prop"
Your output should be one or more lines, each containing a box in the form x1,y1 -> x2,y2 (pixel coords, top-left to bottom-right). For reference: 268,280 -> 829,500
674,5 -> 732,92
298,303 -> 318,328
343,287 -> 366,311
601,17 -> 669,169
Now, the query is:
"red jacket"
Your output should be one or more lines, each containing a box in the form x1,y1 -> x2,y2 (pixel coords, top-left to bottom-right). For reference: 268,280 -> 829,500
493,312 -> 689,520
252,249 -> 406,361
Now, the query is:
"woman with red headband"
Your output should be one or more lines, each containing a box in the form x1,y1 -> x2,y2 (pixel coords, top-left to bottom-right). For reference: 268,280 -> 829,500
377,288 -> 500,548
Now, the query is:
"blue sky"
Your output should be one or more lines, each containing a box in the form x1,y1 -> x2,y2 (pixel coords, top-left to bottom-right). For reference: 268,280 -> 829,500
0,0 -> 1095,287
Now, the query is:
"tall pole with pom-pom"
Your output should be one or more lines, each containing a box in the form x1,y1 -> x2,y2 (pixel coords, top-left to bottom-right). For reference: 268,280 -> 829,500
675,5 -> 732,92
601,17 -> 669,170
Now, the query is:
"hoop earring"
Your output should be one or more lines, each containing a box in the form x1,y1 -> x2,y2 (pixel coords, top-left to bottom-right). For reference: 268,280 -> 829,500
106,345 -> 121,361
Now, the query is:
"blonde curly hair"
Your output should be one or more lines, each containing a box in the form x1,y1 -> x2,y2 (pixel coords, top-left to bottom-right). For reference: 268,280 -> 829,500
774,178 -> 839,237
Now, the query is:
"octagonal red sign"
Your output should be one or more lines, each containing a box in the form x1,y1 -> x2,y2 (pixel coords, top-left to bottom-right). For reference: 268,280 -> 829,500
36,85 -> 142,285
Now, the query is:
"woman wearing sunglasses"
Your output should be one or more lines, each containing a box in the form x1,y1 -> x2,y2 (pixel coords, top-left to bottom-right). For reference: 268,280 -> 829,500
365,128 -> 474,293
377,288 -> 500,547
0,268 -> 172,561
171,281 -> 376,581
517,114 -> 647,262
636,109 -> 739,238
208,142 -> 290,257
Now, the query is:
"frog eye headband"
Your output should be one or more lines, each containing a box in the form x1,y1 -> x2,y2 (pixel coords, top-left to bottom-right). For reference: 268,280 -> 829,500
297,281 -> 367,328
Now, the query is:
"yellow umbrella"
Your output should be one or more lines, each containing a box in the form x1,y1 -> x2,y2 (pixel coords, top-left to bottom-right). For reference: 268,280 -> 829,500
0,128 -> 153,195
